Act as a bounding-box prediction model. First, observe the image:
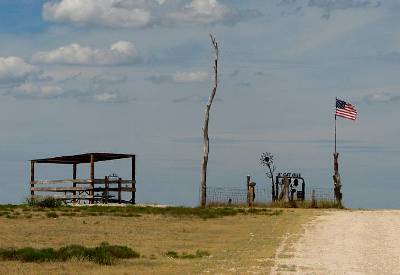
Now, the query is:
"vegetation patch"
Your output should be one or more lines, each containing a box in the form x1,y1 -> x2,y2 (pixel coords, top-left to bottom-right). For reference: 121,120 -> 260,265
71,205 -> 283,219
27,197 -> 63,208
165,250 -> 210,259
263,200 -> 343,209
0,242 -> 139,265
46,212 -> 59,218
0,204 -> 287,220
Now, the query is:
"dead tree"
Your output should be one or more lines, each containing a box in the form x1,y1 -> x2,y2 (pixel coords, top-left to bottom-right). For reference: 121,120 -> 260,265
200,34 -> 219,207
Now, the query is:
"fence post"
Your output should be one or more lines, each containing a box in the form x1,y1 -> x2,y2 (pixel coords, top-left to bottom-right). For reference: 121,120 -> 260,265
311,189 -> 316,208
246,175 -> 251,206
249,182 -> 256,207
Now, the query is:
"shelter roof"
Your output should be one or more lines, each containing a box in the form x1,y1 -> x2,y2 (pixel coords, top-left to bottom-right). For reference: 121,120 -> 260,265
32,153 -> 134,164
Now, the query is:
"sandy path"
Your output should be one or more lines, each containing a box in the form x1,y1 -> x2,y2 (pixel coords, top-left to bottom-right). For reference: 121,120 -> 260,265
272,210 -> 400,274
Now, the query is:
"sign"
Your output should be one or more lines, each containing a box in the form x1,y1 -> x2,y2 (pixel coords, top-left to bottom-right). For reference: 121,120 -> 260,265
276,173 -> 302,178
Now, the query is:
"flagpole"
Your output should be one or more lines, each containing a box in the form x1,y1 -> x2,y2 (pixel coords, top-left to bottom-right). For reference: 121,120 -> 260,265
335,113 -> 337,154
334,97 -> 337,154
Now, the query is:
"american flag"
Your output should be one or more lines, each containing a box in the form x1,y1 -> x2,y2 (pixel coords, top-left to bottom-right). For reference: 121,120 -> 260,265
336,99 -> 357,120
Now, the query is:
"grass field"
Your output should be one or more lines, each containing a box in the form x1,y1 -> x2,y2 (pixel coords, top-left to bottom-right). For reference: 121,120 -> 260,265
0,205 -> 322,274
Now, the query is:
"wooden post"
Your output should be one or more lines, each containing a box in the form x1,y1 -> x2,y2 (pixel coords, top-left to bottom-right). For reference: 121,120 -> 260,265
200,34 -> 219,207
249,182 -> 256,207
333,152 -> 342,206
131,156 -> 136,205
90,154 -> 95,204
311,189 -> 316,207
118,177 -> 122,204
30,161 -> 35,199
279,176 -> 290,202
246,175 -> 251,206
105,176 -> 109,204
73,164 -> 77,202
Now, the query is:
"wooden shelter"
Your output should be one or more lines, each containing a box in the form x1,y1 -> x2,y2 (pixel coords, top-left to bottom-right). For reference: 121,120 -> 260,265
30,153 -> 136,204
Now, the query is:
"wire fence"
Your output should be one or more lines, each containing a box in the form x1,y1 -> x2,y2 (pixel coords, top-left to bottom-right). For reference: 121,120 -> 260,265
206,186 -> 335,205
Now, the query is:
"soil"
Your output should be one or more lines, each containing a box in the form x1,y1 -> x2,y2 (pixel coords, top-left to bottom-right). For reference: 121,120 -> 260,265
272,210 -> 400,274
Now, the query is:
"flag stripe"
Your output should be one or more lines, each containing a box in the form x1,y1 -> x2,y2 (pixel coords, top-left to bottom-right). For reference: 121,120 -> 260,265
335,98 -> 357,121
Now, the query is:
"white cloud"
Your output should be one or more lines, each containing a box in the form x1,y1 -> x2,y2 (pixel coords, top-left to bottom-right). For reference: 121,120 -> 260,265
31,41 -> 139,66
6,83 -> 65,99
93,92 -> 127,103
364,91 -> 400,103
168,0 -> 229,24
173,95 -> 222,103
148,71 -> 208,84
0,57 -> 42,84
43,0 -> 151,28
173,71 -> 208,83
42,0 -> 260,28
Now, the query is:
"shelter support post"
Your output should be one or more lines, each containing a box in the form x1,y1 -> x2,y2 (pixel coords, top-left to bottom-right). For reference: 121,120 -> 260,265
105,176 -> 109,204
72,164 -> 77,201
246,175 -> 250,206
131,156 -> 136,205
118,178 -> 122,204
90,154 -> 95,204
30,161 -> 35,199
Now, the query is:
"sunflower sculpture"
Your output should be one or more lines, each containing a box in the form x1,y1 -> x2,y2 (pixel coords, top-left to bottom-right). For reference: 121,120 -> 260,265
260,152 -> 276,201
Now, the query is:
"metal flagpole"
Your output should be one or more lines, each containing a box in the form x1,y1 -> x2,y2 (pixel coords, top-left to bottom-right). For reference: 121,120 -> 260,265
334,97 -> 337,154
335,114 -> 337,153
333,97 -> 341,206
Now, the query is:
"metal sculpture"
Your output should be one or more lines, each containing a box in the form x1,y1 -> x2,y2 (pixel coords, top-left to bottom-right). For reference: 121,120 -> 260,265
275,173 -> 305,201
260,152 -> 276,201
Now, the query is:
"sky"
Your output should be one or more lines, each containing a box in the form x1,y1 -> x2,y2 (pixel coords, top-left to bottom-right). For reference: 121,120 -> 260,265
1,0 -> 400,208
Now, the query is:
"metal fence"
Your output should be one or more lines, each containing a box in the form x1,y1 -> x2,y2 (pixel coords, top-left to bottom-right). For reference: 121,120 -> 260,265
206,186 -> 335,205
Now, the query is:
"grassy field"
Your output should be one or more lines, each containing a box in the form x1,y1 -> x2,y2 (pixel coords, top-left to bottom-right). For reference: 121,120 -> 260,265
0,205 -> 322,274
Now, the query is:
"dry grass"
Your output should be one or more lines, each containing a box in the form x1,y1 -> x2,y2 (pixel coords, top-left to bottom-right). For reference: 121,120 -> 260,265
0,206 -> 321,274
209,200 -> 343,209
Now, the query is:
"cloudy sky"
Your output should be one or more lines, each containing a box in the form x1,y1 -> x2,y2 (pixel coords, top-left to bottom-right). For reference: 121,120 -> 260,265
1,0 -> 399,208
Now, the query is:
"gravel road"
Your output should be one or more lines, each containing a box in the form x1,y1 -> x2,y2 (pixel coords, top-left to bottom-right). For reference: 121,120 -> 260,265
272,210 -> 400,274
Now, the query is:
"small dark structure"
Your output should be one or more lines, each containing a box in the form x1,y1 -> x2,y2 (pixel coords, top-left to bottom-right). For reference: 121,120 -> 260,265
274,173 -> 305,201
30,153 -> 136,204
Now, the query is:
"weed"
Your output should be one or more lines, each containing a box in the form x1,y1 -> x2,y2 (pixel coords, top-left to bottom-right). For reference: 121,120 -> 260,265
46,212 -> 59,218
165,250 -> 210,259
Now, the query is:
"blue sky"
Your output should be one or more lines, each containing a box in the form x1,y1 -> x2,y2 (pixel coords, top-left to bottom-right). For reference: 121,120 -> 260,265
1,0 -> 400,208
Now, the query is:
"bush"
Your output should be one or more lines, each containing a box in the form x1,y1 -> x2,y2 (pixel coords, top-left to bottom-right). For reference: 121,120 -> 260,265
27,197 -> 63,208
46,212 -> 59,218
165,250 -> 210,259
0,243 -> 140,265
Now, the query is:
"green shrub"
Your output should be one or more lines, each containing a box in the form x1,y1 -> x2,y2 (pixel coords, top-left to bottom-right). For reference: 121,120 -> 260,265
165,251 -> 179,258
0,243 -> 139,265
27,197 -> 63,208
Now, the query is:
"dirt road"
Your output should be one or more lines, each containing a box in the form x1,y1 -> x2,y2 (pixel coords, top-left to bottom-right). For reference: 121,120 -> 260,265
272,210 -> 400,274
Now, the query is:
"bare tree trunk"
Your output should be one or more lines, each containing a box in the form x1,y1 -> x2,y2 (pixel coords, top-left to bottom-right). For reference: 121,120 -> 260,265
333,152 -> 342,206
200,34 -> 219,207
